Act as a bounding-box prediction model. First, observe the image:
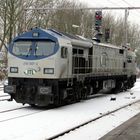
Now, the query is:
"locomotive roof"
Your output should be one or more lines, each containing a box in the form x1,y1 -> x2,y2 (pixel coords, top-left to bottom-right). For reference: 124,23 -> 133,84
16,27 -> 88,42
14,28 -> 122,50
14,28 -> 92,48
47,29 -> 85,40
93,41 -> 122,50
46,29 -> 122,49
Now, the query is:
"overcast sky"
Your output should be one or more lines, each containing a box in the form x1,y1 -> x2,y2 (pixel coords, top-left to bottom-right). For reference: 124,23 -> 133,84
78,0 -> 140,25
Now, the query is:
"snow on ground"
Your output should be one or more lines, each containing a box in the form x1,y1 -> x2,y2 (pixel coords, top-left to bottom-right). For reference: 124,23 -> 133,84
0,80 -> 9,97
0,80 -> 29,112
56,99 -> 140,140
0,90 -> 29,113
0,79 -> 140,140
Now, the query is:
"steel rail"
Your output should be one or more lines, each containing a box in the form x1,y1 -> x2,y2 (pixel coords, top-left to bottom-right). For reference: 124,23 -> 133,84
0,106 -> 29,114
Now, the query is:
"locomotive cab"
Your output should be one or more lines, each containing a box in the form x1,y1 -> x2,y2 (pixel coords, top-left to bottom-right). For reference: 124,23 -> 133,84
4,28 -> 73,106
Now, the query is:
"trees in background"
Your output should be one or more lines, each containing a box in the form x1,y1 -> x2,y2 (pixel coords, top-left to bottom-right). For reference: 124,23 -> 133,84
0,0 -> 140,65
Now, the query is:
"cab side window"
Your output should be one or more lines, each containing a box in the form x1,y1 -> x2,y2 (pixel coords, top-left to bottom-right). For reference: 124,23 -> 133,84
61,47 -> 68,58
127,56 -> 132,63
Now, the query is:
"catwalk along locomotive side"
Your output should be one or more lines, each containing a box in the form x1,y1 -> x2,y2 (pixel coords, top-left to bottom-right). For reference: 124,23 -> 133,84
4,27 -> 137,106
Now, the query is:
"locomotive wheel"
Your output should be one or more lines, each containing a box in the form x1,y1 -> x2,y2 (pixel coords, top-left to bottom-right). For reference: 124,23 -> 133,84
81,86 -> 88,100
73,82 -> 81,101
113,81 -> 124,93
53,93 -> 63,107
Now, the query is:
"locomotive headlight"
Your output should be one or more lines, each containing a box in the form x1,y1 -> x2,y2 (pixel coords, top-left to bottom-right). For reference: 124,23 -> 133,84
44,68 -> 54,74
10,67 -> 18,73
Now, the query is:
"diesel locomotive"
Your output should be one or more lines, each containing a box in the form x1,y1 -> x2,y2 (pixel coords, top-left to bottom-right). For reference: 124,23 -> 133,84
4,27 -> 136,106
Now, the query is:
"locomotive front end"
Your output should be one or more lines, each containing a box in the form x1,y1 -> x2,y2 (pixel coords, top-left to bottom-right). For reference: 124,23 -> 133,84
4,28 -> 60,106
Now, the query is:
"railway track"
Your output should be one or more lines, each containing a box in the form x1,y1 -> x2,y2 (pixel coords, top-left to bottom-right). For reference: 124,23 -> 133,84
0,90 -> 135,123
0,106 -> 46,123
0,95 -> 9,98
0,90 -> 45,123
0,94 -> 10,101
0,106 -> 29,114
0,102 -> 55,123
0,86 -> 4,91
0,86 -> 139,140
46,99 -> 140,140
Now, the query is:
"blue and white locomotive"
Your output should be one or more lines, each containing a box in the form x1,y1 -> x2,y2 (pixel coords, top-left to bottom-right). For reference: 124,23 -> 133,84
4,27 -> 136,106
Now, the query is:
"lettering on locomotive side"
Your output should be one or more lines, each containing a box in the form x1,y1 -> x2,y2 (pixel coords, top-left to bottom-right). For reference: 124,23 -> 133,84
23,62 -> 38,66
24,67 -> 41,76
24,68 -> 37,75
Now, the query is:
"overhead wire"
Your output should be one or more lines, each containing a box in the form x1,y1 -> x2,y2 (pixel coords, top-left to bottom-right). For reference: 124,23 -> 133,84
122,0 -> 140,26
104,0 -> 140,41
105,0 -> 127,21
121,0 -> 132,6
106,0 -> 122,7
106,0 -> 140,23
121,0 -> 140,15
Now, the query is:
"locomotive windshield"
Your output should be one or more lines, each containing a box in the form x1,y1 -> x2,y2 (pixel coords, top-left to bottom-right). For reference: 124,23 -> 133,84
12,40 -> 56,57
12,41 -> 32,56
35,41 -> 55,56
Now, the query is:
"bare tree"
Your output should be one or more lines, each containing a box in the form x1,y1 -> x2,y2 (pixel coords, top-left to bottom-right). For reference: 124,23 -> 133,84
0,0 -> 139,67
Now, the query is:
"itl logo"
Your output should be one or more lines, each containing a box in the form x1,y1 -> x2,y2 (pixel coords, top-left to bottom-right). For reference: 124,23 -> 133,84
24,68 -> 37,76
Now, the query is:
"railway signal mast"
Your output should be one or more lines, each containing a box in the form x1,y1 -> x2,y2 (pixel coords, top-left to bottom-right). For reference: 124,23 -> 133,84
105,28 -> 110,42
94,10 -> 103,42
95,10 -> 102,32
